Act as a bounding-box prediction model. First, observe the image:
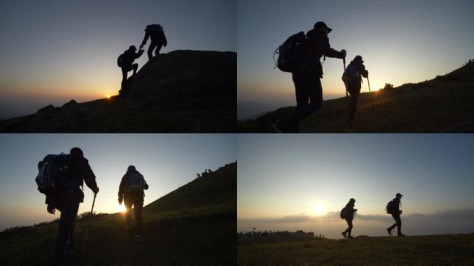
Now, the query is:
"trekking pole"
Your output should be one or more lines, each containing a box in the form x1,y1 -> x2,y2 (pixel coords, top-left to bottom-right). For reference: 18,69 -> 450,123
343,58 -> 351,128
82,192 -> 97,254
367,76 -> 374,111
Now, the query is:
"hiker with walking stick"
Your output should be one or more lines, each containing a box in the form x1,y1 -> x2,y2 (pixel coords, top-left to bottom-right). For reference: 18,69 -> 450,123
340,198 -> 357,239
342,55 -> 369,127
48,147 -> 99,266
271,21 -> 346,133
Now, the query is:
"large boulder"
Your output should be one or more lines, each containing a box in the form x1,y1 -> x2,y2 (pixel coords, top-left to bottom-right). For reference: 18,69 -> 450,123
126,50 -> 236,108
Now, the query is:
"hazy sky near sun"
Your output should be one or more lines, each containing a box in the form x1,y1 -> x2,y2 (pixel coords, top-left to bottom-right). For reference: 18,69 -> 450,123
0,0 -> 236,118
0,134 -> 236,231
237,134 -> 474,238
237,0 -> 474,118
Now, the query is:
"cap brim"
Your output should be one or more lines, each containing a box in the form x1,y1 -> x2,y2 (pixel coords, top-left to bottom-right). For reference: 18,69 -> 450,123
327,27 -> 332,33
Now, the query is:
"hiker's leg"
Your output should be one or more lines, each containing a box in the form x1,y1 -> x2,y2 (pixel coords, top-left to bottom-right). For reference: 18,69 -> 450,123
148,42 -> 157,61
124,197 -> 133,226
52,194 -> 79,266
135,195 -> 144,235
132,63 -> 138,75
396,216 -> 402,235
155,42 -> 163,55
347,218 -> 353,236
121,67 -> 128,83
349,83 -> 361,120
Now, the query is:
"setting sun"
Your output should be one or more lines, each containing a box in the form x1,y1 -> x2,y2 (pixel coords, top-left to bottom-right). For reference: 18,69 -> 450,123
312,204 -> 324,216
106,94 -> 111,99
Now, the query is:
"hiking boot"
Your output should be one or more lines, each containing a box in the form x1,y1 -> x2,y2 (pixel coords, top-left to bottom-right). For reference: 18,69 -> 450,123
397,233 -> 406,237
342,232 -> 347,238
135,234 -> 142,243
387,227 -> 392,236
348,235 -> 354,239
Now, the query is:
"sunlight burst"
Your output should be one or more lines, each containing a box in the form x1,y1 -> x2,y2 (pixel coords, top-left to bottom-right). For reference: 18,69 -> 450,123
118,204 -> 126,213
312,204 -> 324,216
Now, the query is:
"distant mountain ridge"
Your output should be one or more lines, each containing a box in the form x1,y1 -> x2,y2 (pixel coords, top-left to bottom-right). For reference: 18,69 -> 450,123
0,50 -> 236,133
239,60 -> 474,132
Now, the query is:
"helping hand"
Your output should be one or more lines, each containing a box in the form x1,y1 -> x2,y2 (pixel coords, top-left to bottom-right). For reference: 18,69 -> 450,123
47,204 -> 56,214
341,49 -> 347,59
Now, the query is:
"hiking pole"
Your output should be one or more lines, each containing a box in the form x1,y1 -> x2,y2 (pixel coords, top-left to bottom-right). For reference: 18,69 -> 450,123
367,76 -> 375,111
82,192 -> 97,254
343,58 -> 351,128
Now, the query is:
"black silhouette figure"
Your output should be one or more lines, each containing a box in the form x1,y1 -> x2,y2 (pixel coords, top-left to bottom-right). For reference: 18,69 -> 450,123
118,45 -> 144,84
386,193 -> 406,237
140,24 -> 167,61
272,21 -> 346,133
118,165 -> 149,242
341,198 -> 357,239
50,147 -> 99,266
342,55 -> 369,123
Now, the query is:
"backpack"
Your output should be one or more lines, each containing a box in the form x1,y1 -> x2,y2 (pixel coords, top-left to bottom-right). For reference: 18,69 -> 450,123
274,31 -> 307,72
117,53 -> 126,68
342,64 -> 360,82
386,200 -> 396,214
340,206 -> 347,219
35,154 -> 71,196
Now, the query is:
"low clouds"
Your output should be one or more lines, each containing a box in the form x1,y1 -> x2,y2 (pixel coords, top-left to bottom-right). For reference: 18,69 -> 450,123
238,209 -> 474,238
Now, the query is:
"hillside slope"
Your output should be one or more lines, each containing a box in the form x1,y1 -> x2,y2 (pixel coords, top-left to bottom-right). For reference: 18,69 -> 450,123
238,234 -> 474,265
0,50 -> 236,133
0,162 -> 237,266
239,61 -> 474,133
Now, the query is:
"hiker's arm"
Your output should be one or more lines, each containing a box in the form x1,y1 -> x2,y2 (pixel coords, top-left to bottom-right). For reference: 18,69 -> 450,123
361,65 -> 368,78
163,33 -> 167,47
135,50 -> 144,59
118,176 -> 126,199
141,30 -> 150,47
143,179 -> 149,190
319,35 -> 345,59
84,164 -> 99,193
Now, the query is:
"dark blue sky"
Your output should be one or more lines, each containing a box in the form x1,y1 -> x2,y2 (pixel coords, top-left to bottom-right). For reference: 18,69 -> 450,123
0,0 -> 236,118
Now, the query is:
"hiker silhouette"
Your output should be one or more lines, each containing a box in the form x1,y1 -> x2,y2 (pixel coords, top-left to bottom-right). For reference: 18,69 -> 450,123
118,165 -> 149,242
49,147 -> 99,266
117,45 -> 144,96
272,21 -> 346,133
140,24 -> 167,61
341,198 -> 357,239
342,55 -> 369,123
387,193 -> 406,237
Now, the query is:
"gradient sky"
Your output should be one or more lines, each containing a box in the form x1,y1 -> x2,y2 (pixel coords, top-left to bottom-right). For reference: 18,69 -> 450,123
0,0 -> 236,119
237,134 -> 474,238
0,134 -> 236,231
237,0 -> 474,118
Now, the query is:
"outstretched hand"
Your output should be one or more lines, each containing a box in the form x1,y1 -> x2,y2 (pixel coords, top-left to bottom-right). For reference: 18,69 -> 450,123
341,49 -> 347,59
47,204 -> 56,214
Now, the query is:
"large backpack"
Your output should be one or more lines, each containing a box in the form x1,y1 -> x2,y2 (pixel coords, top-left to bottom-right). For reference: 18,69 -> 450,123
274,31 -> 307,72
35,154 -> 71,196
117,53 -> 126,68
340,206 -> 348,219
342,64 -> 360,82
386,200 -> 396,214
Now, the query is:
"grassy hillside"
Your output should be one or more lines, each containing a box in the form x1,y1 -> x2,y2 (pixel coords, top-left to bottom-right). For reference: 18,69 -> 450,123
239,61 -> 474,132
238,234 -> 474,265
0,50 -> 236,133
0,162 -> 236,266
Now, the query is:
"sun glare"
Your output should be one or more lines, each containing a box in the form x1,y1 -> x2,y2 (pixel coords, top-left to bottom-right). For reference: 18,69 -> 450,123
118,204 -> 126,213
312,204 -> 324,216
106,94 -> 111,99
